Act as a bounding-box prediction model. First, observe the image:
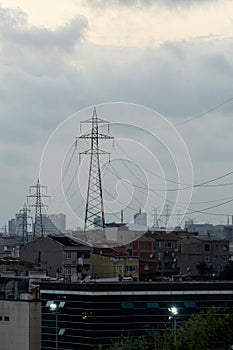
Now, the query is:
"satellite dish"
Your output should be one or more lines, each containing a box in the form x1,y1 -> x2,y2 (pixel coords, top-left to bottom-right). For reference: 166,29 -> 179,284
71,273 -> 78,283
81,275 -> 91,284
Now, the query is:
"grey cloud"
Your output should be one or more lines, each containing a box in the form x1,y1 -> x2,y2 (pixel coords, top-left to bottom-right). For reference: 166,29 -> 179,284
0,6 -> 233,225
0,7 -> 88,52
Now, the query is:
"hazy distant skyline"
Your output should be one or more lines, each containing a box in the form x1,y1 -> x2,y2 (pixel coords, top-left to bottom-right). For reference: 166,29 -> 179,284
1,0 -> 233,229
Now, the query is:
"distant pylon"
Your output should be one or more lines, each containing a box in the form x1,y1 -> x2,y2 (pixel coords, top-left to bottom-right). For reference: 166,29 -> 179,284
164,203 -> 170,227
79,107 -> 114,231
152,207 -> 159,228
27,179 -> 49,238
19,203 -> 32,244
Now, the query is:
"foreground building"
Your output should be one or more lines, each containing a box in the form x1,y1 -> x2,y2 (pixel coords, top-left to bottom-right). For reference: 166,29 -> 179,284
40,280 -> 233,349
1,274 -> 233,350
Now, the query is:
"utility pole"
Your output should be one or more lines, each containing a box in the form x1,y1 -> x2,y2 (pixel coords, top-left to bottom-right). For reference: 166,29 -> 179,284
79,107 -> 113,231
27,179 -> 49,238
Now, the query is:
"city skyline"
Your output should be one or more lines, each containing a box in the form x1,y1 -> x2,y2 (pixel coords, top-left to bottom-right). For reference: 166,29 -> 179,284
1,1 -> 233,228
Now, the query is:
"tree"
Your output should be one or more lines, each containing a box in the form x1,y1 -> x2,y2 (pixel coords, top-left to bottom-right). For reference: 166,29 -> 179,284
220,262 -> 233,280
101,307 -> 233,350
176,307 -> 233,350
103,336 -> 149,350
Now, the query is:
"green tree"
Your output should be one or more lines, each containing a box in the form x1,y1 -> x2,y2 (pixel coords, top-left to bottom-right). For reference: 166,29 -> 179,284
220,262 -> 233,280
104,335 -> 149,350
176,307 -> 233,350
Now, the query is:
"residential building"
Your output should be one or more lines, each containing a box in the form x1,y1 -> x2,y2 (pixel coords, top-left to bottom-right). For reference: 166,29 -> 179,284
129,231 -> 157,280
91,247 -> 139,280
155,232 -> 180,277
129,231 -> 180,280
20,236 -> 92,282
0,257 -> 34,276
177,235 -> 230,277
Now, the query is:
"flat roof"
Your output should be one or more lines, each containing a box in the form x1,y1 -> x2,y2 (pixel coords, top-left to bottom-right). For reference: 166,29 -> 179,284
39,281 -> 233,294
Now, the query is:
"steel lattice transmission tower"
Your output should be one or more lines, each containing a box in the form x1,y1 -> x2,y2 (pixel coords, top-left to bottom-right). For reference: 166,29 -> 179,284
19,203 -> 32,244
27,179 -> 49,238
79,107 -> 114,231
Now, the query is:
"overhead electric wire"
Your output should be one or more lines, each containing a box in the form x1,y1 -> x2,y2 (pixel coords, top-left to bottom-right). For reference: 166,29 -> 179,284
115,141 -> 233,190
174,95 -> 233,127
109,159 -> 233,218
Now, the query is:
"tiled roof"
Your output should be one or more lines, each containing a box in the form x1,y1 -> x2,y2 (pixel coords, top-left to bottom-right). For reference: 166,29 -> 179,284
50,235 -> 82,247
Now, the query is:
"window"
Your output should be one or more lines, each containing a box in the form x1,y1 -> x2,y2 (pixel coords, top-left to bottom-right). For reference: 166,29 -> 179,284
144,265 -> 149,271
116,265 -> 123,273
125,266 -> 137,273
184,302 -> 196,308
223,256 -> 228,262
121,302 -> 134,309
65,251 -> 72,260
0,316 -> 2,321
204,255 -> 210,262
146,302 -> 159,309
65,266 -> 71,275
205,244 -> 210,251
4,316 -> 9,321
58,328 -> 65,336
158,252 -> 163,259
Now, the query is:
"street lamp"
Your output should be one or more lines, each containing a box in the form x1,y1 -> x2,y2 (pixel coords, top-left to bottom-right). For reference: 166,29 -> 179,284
47,301 -> 65,350
168,306 -> 178,346
49,303 -> 58,350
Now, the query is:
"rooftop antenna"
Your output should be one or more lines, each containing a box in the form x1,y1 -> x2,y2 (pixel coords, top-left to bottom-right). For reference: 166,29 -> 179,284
121,209 -> 124,224
79,107 -> 114,231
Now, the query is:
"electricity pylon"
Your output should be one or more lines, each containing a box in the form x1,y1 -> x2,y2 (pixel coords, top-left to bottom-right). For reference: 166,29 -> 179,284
19,203 -> 32,244
79,107 -> 113,231
27,179 -> 50,238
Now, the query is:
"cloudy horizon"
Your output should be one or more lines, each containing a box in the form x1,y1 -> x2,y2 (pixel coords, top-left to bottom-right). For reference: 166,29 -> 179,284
1,0 -> 233,230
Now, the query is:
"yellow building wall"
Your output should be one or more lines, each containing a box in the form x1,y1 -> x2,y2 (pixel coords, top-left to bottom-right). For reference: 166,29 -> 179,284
91,254 -> 139,280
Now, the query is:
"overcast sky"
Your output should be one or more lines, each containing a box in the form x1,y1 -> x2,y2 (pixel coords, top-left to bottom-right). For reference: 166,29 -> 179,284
1,0 -> 233,230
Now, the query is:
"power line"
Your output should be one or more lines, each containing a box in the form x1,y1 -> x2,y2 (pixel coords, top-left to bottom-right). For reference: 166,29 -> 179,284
174,96 -> 233,127
115,141 -> 233,189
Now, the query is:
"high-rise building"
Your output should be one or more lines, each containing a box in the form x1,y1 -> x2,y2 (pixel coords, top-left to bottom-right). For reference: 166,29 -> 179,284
15,213 -> 24,236
8,218 -> 16,235
133,209 -> 147,227
48,213 -> 66,233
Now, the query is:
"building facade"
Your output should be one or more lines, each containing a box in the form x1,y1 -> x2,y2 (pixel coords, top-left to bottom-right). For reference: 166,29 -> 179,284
91,248 -> 139,280
177,235 -> 230,277
40,281 -> 233,350
129,231 -> 180,280
20,236 -> 92,282
0,299 -> 41,350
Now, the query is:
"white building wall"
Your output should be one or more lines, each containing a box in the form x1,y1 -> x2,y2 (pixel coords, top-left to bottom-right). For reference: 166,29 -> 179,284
0,300 -> 41,350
